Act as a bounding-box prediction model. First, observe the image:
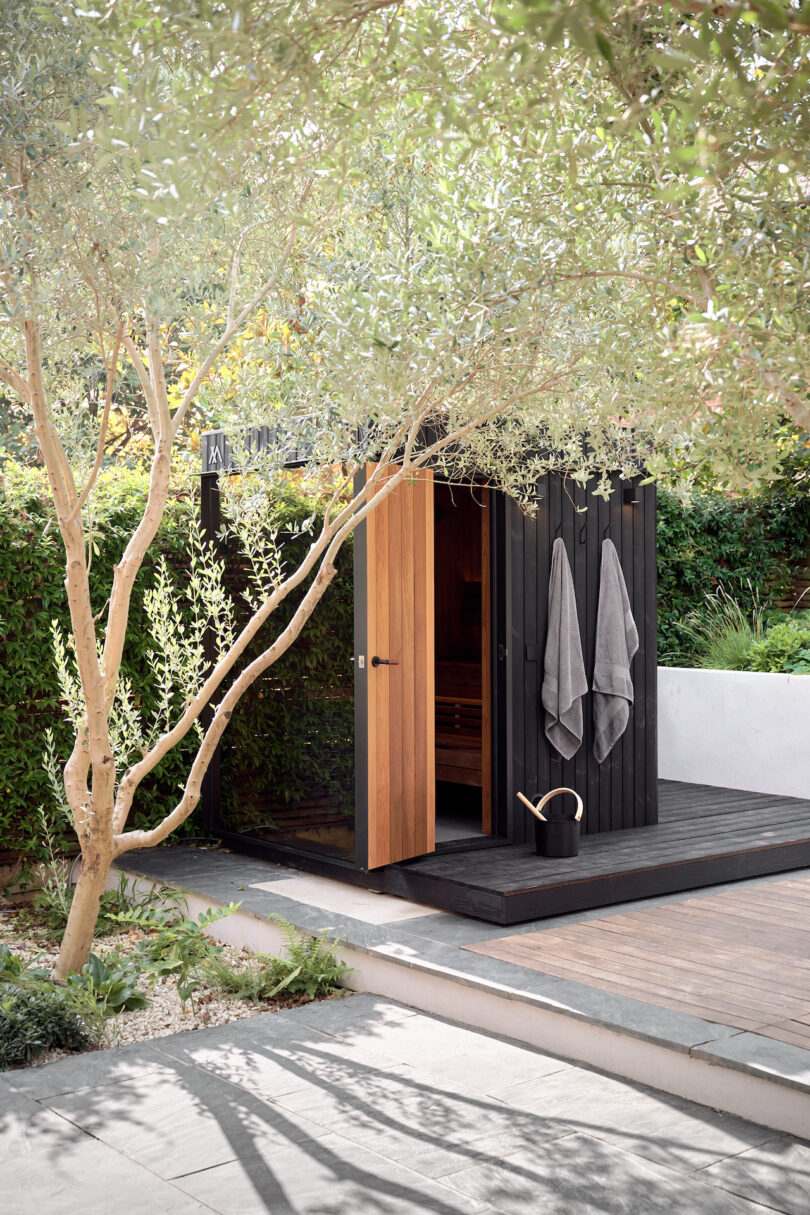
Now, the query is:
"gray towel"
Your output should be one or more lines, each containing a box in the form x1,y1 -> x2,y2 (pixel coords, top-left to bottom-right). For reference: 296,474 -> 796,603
542,538 -> 587,759
593,539 -> 639,764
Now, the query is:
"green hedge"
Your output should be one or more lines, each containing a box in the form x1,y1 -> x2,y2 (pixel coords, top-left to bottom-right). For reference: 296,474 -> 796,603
0,463 -> 353,862
0,464 -> 200,860
657,482 -> 810,666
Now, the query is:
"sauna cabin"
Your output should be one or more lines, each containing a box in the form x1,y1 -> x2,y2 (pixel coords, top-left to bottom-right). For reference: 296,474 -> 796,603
199,427 -> 658,898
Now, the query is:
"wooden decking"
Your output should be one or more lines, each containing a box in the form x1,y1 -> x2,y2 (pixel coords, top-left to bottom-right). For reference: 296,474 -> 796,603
465,872 -> 810,1046
381,781 -> 810,924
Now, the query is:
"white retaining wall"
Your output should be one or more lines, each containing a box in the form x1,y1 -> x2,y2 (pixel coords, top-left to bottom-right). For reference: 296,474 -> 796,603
658,667 -> 810,799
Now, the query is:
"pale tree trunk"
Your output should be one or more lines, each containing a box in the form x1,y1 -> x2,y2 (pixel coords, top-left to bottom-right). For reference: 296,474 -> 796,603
54,836 -> 114,980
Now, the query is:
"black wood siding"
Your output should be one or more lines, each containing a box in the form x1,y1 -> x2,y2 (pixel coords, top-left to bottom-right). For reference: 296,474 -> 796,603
503,474 -> 658,841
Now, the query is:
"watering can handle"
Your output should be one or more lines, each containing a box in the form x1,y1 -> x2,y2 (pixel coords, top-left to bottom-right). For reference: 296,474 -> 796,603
517,788 -> 583,823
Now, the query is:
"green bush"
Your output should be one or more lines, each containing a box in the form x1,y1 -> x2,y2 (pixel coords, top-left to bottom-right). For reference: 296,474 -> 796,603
0,462 -> 199,859
65,952 -> 148,1015
0,461 -> 354,861
110,901 -> 239,1006
0,982 -> 98,1068
678,587 -> 764,671
747,616 -> 810,674
657,472 -> 810,667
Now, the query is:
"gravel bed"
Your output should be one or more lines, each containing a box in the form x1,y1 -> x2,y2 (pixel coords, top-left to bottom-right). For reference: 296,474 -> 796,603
0,909 -> 335,1068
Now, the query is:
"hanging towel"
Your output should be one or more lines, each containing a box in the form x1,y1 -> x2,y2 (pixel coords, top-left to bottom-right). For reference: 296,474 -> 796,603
542,538 -> 588,759
593,539 -> 639,764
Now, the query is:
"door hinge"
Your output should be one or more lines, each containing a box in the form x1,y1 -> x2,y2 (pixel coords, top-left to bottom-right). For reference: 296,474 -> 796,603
498,644 -> 507,661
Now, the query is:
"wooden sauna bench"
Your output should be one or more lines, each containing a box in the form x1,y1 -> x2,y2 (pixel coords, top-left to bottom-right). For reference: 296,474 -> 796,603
436,661 -> 483,787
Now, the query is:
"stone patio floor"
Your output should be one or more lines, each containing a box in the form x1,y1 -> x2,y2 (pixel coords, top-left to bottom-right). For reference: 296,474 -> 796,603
3,992 -> 809,1214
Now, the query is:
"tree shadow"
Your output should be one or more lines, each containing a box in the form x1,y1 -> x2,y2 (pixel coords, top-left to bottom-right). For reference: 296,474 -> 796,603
1,1000 -> 805,1214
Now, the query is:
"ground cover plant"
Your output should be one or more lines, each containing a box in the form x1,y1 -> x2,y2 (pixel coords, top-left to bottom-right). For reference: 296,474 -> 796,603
0,2 -> 807,975
0,900 -> 350,1070
204,916 -> 349,1004
678,590 -> 810,674
748,616 -> 810,674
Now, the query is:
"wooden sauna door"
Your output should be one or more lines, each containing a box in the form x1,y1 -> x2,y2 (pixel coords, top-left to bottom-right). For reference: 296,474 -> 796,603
365,464 -> 435,868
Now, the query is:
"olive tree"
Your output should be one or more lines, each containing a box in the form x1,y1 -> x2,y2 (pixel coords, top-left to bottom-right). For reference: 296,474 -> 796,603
0,0 -> 807,978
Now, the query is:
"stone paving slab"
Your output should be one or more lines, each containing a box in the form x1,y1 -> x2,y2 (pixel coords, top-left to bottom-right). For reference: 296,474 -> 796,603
442,1131 -> 775,1215
7,1038 -> 178,1100
46,1059 -> 332,1181
0,1076 -> 208,1214
4,996 -> 807,1214
173,1130 -> 495,1215
698,1138 -> 810,1215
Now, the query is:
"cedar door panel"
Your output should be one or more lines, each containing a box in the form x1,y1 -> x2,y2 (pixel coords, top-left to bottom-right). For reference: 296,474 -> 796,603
365,464 -> 435,868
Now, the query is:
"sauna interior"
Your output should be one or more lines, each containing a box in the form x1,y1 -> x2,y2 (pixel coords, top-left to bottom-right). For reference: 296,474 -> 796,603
433,482 -> 492,844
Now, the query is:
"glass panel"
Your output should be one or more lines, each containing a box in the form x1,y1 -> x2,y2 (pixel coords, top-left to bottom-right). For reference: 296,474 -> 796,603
218,532 -> 355,860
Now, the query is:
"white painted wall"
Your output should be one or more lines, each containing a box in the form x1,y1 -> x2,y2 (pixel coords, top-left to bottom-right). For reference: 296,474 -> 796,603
658,667 -> 810,799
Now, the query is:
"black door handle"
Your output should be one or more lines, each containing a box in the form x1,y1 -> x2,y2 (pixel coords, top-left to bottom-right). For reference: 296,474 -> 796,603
371,656 -> 399,667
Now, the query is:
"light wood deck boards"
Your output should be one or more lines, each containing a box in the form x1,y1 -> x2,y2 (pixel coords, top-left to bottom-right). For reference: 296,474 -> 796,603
465,873 -> 810,1040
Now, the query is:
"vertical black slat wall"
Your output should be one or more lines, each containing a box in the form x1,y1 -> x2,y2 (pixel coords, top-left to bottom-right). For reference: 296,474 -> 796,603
506,473 -> 658,841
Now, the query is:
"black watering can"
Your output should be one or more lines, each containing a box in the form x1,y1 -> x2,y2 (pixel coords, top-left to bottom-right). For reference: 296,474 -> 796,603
517,788 -> 583,858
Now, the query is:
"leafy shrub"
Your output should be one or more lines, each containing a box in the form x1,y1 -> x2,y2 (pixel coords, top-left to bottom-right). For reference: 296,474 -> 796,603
0,462 -> 199,859
0,460 -> 354,861
205,916 -> 349,1003
747,616 -> 810,674
657,465 -> 810,667
111,901 -> 240,1006
0,983 -> 98,1068
0,944 -> 48,984
65,952 -> 148,1014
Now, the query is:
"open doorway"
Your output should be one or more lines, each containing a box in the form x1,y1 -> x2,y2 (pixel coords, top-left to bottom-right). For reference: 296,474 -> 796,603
434,483 -> 492,844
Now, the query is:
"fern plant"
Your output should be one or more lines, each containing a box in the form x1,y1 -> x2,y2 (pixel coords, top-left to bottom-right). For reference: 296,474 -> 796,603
204,917 -> 349,1003
109,902 -> 240,1007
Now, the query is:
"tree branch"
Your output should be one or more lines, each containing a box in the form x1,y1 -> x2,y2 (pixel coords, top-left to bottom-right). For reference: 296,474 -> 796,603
0,357 -> 31,405
171,177 -> 314,438
65,322 -> 125,526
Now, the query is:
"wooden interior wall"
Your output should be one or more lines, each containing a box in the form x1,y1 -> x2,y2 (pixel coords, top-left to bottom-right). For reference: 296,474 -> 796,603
505,475 -> 658,841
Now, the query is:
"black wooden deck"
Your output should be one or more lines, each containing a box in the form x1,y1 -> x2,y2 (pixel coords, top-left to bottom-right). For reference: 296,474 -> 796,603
381,781 -> 810,924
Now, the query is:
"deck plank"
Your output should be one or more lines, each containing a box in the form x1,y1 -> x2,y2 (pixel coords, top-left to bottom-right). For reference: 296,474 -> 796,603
465,872 -> 810,1034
